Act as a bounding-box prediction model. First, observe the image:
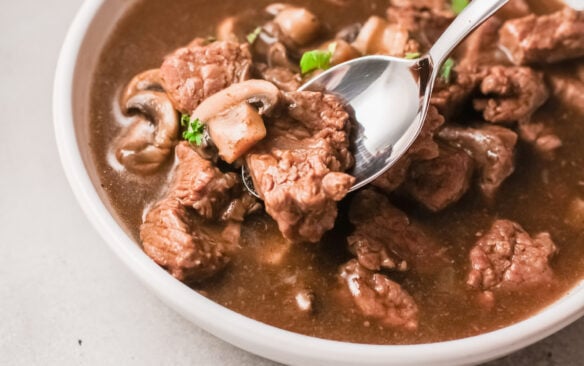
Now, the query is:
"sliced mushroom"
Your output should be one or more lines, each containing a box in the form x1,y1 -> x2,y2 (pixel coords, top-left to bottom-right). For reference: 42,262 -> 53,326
115,90 -> 179,175
352,16 -> 419,57
217,16 -> 239,42
322,40 -> 361,66
193,79 -> 280,121
266,4 -> 320,47
191,80 -> 280,164
120,69 -> 163,107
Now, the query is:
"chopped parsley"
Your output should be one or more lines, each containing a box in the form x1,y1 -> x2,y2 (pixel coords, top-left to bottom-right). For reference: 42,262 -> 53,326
300,42 -> 337,74
439,58 -> 455,84
246,27 -> 262,44
181,114 -> 206,146
451,0 -> 469,15
405,52 -> 421,59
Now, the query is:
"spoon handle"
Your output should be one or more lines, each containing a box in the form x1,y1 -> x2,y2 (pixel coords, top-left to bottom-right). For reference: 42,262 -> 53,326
428,0 -> 509,71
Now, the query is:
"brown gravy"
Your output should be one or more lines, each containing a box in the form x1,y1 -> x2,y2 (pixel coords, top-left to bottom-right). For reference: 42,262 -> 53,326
90,0 -> 584,344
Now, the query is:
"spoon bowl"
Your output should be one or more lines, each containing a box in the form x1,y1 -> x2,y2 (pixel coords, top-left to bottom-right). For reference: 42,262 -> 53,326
299,55 -> 432,191
243,0 -> 509,196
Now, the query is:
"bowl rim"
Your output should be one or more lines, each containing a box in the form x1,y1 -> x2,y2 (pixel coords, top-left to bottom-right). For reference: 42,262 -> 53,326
53,1 -> 584,365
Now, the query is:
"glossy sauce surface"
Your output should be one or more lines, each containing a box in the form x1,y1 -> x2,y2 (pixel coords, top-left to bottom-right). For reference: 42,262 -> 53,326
90,0 -> 584,344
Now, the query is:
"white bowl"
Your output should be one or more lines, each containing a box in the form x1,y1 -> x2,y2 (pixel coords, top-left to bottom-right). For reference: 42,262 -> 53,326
53,1 -> 584,365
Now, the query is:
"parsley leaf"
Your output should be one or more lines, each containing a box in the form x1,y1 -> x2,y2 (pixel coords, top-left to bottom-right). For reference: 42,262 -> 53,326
439,58 -> 455,84
181,114 -> 206,146
246,27 -> 262,44
300,42 -> 337,74
451,0 -> 469,15
405,52 -> 421,59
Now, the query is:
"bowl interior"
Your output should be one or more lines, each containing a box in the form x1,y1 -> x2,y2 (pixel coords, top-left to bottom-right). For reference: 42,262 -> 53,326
54,1 -> 584,365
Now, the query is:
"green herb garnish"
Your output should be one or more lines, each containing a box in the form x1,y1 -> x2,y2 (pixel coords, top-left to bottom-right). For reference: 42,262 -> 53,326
300,42 -> 337,74
405,52 -> 421,59
246,27 -> 262,44
439,58 -> 455,84
451,0 -> 469,15
181,114 -> 206,146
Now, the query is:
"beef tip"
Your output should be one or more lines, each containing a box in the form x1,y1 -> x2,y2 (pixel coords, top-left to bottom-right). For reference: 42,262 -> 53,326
338,260 -> 418,330
371,158 -> 412,193
438,125 -> 517,198
171,142 -> 255,221
406,146 -> 474,212
467,220 -> 557,294
457,17 -> 503,68
473,66 -> 549,124
497,0 -> 531,19
372,106 -> 445,193
348,190 -> 450,274
257,64 -> 301,92
140,198 -> 240,282
499,8 -> 584,65
387,0 -> 453,50
407,105 -> 445,161
160,40 -> 252,113
246,91 -> 354,243
547,71 -> 584,114
431,65 -> 485,119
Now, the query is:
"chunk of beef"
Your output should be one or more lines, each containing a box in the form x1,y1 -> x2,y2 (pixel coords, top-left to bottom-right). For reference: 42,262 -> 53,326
407,105 -> 445,161
372,106 -> 445,193
499,8 -> 584,65
406,146 -> 474,212
246,91 -> 354,243
338,260 -> 418,330
389,0 -> 449,12
140,198 -> 240,282
457,17 -> 503,68
387,0 -> 453,50
473,66 -> 549,124
171,142 -> 257,221
547,71 -> 584,114
348,190 -> 449,274
372,158 -> 412,193
438,125 -> 517,198
497,0 -> 531,19
160,40 -> 252,113
467,220 -> 557,293
431,65 -> 485,119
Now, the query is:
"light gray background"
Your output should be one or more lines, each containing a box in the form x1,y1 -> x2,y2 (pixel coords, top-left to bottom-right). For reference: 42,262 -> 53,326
1,0 -> 583,365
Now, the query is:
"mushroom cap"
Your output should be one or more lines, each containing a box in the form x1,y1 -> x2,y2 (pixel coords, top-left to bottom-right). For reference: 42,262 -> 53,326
192,79 -> 280,123
120,69 -> 163,107
115,90 -> 179,175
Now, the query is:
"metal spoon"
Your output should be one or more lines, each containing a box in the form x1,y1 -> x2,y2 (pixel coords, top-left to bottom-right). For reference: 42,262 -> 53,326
244,0 -> 509,196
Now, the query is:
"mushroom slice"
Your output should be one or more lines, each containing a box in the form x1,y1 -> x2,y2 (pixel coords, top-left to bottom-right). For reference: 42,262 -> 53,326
115,90 -> 179,175
266,4 -> 321,47
191,80 -> 279,164
120,69 -> 163,106
217,16 -> 239,42
193,80 -> 280,121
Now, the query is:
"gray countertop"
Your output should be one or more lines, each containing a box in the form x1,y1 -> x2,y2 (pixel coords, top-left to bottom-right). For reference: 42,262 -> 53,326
1,0 -> 583,365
